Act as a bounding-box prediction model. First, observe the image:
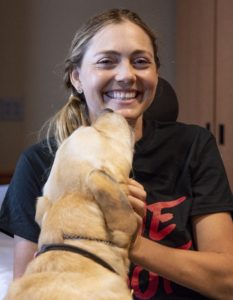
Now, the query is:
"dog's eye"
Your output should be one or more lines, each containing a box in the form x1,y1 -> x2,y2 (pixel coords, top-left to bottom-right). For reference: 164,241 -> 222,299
103,108 -> 114,113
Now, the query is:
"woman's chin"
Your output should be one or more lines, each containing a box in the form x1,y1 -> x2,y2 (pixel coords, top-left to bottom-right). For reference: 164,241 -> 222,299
114,108 -> 141,123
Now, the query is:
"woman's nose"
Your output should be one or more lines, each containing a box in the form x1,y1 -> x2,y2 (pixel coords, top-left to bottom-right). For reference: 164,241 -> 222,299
115,61 -> 136,84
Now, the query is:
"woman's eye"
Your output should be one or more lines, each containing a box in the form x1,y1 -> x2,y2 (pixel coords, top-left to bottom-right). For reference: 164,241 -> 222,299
96,58 -> 116,68
133,58 -> 151,68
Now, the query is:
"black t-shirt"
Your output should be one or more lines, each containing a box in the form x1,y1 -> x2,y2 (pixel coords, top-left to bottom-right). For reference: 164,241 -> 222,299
0,120 -> 233,299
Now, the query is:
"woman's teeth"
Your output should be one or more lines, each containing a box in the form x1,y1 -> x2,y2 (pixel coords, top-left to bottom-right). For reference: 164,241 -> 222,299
106,91 -> 137,100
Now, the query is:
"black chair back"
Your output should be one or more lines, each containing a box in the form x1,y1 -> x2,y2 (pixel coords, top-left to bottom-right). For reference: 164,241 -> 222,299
144,77 -> 179,122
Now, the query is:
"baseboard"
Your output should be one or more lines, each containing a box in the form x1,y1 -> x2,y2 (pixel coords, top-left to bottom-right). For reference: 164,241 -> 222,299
0,173 -> 13,185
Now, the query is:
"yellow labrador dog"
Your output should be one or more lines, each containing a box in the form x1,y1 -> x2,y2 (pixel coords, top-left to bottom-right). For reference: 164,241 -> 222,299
5,110 -> 138,300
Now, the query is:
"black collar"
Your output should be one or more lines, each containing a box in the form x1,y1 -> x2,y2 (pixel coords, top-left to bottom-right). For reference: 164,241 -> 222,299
36,243 -> 118,275
63,234 -> 115,246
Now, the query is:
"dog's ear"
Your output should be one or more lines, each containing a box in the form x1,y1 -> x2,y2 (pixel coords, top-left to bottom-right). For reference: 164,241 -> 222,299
35,196 -> 52,227
87,170 -> 138,248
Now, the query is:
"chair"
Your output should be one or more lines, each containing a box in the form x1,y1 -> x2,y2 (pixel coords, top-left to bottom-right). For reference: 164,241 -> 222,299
143,77 -> 179,122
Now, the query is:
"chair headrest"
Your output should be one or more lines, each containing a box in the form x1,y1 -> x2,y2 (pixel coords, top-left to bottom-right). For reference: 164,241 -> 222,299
143,77 -> 179,122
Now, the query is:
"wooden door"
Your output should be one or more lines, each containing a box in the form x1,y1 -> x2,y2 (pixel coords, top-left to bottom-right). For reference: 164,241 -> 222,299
215,0 -> 233,187
175,0 -> 233,189
175,0 -> 215,130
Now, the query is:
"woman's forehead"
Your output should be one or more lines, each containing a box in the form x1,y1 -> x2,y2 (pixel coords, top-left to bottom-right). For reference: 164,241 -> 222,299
86,21 -> 154,55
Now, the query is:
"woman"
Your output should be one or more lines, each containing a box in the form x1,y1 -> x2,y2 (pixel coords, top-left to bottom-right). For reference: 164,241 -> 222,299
0,8 -> 233,300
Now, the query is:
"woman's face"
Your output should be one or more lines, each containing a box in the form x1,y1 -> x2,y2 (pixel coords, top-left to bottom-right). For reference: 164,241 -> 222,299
71,20 -> 158,125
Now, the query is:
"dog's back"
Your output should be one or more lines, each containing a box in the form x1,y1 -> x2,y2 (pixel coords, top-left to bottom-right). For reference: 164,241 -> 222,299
5,111 -> 137,300
5,194 -> 133,300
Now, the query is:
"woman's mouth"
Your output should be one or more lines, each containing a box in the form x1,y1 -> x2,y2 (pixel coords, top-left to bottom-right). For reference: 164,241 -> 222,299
104,90 -> 139,101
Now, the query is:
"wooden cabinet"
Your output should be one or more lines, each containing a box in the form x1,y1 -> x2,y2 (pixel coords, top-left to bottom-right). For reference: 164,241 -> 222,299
175,0 -> 233,189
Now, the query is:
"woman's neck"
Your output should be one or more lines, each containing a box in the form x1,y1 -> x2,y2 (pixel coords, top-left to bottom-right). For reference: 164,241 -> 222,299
127,116 -> 143,142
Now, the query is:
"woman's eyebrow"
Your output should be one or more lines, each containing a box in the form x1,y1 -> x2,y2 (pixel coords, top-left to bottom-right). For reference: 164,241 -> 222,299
94,50 -> 120,57
94,49 -> 153,57
132,49 -> 154,58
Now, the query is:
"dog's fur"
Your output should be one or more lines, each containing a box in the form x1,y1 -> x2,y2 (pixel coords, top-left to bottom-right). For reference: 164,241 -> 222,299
5,111 -> 138,300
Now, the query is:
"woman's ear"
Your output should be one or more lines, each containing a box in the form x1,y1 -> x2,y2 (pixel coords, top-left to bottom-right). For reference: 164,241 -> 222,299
70,69 -> 83,94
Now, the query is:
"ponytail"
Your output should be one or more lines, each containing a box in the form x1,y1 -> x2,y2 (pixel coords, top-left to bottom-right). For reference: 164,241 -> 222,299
41,94 -> 90,153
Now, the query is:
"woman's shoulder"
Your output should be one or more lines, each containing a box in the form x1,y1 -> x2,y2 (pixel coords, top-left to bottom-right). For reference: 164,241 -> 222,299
142,119 -> 214,147
22,138 -> 57,165
155,120 -> 212,136
12,138 -> 58,184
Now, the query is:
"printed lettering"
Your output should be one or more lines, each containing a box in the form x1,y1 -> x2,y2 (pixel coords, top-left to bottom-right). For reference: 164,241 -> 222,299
147,197 -> 186,241
130,196 -> 193,299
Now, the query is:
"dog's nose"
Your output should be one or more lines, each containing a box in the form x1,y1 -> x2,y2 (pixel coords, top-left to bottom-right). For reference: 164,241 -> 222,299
103,108 -> 114,113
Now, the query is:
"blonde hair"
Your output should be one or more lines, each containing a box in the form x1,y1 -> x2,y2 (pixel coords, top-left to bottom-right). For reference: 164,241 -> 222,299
45,8 -> 160,150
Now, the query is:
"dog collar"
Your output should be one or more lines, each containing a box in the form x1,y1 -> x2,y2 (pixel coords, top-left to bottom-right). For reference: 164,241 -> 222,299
63,234 -> 115,246
36,243 -> 118,275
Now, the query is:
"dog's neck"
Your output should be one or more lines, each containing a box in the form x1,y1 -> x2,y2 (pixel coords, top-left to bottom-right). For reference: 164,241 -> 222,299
62,233 -> 130,279
35,243 -> 118,275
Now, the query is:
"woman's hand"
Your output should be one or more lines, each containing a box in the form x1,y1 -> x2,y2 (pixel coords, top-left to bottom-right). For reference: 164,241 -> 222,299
127,178 -> 146,236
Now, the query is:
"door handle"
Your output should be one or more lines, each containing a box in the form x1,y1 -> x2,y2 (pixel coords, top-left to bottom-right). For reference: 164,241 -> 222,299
219,124 -> 225,145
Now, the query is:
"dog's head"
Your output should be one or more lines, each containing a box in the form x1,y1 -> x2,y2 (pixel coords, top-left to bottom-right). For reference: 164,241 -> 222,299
42,111 -> 134,201
37,111 -> 135,231
92,109 -> 134,149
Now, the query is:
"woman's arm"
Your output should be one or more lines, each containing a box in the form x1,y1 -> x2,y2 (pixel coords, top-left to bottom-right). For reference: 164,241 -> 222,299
13,235 -> 37,279
130,212 -> 233,299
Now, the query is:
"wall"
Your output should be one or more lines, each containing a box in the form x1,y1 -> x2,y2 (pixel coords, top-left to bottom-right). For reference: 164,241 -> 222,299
0,1 -> 29,175
175,0 -> 233,189
0,0 -> 176,175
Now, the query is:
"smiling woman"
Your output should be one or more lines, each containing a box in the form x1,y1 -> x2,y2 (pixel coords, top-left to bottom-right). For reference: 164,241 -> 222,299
0,8 -> 233,300
70,21 -> 157,128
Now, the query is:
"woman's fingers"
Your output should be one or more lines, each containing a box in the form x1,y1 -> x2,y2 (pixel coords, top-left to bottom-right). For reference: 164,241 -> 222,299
127,178 -> 146,219
126,179 -> 146,248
